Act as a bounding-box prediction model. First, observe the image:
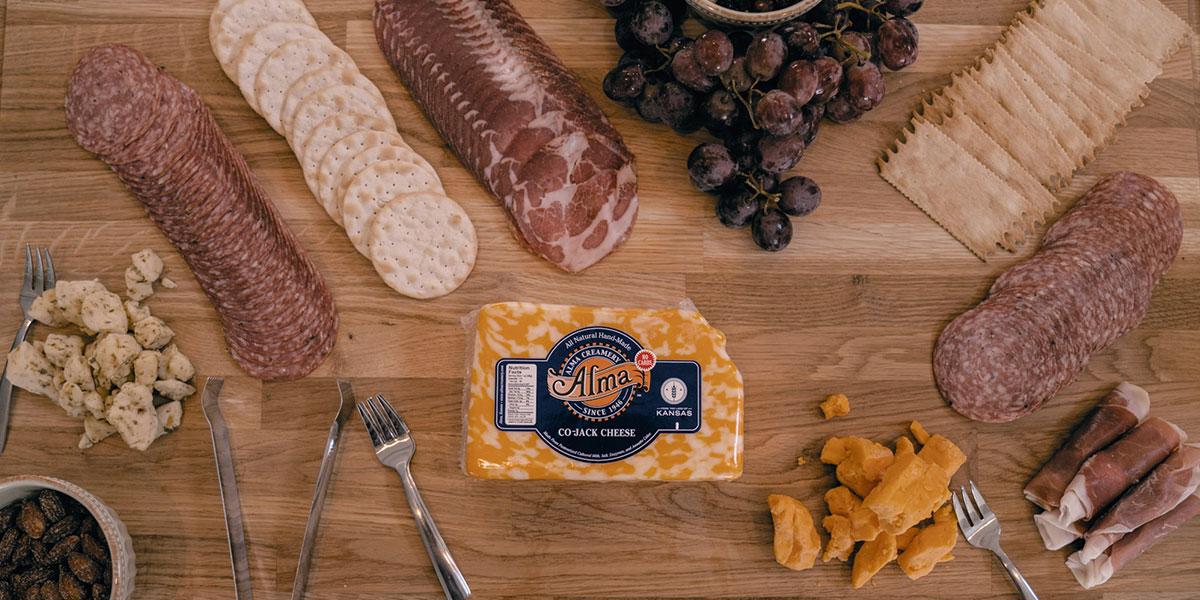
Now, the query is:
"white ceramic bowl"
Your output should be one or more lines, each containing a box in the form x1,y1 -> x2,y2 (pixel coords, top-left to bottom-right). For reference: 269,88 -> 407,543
0,476 -> 135,600
685,0 -> 821,27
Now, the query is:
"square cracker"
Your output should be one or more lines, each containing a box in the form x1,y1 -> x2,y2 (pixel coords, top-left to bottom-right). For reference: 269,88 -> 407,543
925,108 -> 1060,248
1034,0 -> 1160,84
1012,14 -> 1148,111
1070,0 -> 1191,64
963,56 -> 1081,180
879,119 -> 1029,259
929,72 -> 1069,188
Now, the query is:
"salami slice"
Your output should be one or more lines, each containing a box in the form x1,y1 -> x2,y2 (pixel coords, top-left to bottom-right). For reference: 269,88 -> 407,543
66,44 -> 337,381
934,172 -> 1182,422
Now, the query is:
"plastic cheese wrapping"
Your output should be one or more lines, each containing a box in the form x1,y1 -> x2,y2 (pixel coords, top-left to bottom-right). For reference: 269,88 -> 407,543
463,301 -> 744,480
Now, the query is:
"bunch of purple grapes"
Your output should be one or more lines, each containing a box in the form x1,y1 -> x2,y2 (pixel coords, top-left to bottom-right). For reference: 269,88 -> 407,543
601,0 -> 922,251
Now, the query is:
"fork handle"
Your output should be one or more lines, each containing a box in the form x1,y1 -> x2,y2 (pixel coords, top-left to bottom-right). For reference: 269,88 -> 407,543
395,465 -> 472,600
994,547 -> 1039,600
0,318 -> 33,454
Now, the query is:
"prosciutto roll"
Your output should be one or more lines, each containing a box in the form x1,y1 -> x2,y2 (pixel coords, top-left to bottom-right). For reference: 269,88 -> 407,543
1038,417 -> 1185,547
1080,444 -> 1200,562
1067,492 -> 1200,589
1025,383 -> 1150,510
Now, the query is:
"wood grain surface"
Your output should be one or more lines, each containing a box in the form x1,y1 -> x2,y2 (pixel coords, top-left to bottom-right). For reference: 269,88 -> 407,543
1,1 -> 1198,598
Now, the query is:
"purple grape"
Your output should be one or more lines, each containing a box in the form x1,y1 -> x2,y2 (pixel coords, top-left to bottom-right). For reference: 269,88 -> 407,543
825,94 -> 863,122
756,171 -> 780,193
878,17 -> 919,70
799,103 -> 824,145
754,89 -> 802,136
724,56 -> 755,93
752,207 -> 793,251
694,30 -> 735,76
615,16 -> 641,51
662,34 -> 691,56
757,132 -> 806,174
845,61 -> 885,111
688,143 -> 737,192
780,21 -> 822,59
884,0 -> 923,17
603,63 -> 647,103
832,31 -> 873,64
636,82 -> 664,123
702,89 -> 741,132
631,1 -> 674,47
657,81 -> 699,132
746,32 -> 787,81
671,44 -> 717,93
811,57 -> 843,104
777,176 -> 822,216
724,128 -> 762,171
716,186 -> 763,228
778,60 -> 819,105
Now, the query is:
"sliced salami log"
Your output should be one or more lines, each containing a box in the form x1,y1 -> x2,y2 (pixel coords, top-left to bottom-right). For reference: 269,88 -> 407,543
934,172 -> 1182,422
65,44 -> 337,381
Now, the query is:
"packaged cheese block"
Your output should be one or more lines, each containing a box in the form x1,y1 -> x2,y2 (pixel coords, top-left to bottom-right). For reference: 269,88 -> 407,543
463,302 -> 744,480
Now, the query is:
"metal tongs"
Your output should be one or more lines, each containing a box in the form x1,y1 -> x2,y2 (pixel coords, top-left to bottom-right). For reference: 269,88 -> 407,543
201,377 -> 254,600
291,380 -> 356,600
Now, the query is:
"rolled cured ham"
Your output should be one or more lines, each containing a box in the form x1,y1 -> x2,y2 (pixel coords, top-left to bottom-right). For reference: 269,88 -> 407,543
1067,492 -> 1200,589
1025,383 -> 1150,510
1079,444 -> 1200,562
372,0 -> 639,273
1037,417 -> 1185,547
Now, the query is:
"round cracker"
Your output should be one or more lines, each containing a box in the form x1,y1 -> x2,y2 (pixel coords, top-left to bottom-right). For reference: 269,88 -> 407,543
315,130 -> 408,225
331,137 -> 442,221
296,112 -> 393,203
232,22 -> 328,112
210,0 -> 316,77
280,66 -> 386,136
254,37 -> 352,133
287,84 -> 395,151
367,192 -> 477,299
341,159 -> 444,254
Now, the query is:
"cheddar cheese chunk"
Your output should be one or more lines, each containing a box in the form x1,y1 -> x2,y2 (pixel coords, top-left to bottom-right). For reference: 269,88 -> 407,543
464,302 -> 744,480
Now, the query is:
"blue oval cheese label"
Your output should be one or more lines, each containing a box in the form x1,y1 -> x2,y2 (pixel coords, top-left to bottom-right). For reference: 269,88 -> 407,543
494,326 -> 702,463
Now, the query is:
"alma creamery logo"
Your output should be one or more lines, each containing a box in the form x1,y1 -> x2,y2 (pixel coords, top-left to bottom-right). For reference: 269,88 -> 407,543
546,327 -> 655,422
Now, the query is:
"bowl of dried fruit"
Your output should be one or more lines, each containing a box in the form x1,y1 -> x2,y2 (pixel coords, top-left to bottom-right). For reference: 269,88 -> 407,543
0,476 -> 134,600
685,0 -> 822,26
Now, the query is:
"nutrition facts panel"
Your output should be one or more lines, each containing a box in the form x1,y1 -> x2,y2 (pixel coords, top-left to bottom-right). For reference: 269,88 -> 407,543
503,363 -> 538,426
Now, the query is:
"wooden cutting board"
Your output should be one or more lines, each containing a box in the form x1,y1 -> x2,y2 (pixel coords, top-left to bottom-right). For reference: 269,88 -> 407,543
1,1 -> 1197,598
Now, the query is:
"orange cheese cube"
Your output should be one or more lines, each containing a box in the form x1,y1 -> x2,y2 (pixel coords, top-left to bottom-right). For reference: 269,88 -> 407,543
851,531 -> 898,589
898,505 -> 958,580
820,393 -> 851,419
910,420 -> 931,445
820,437 -> 895,498
821,515 -> 856,563
769,494 -> 822,571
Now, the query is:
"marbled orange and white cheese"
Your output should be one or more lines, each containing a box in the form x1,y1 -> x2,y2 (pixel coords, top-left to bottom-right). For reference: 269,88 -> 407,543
465,302 -> 744,480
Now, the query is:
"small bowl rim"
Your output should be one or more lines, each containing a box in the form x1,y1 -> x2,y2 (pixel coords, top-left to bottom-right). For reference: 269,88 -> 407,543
0,475 -> 128,595
685,0 -> 822,26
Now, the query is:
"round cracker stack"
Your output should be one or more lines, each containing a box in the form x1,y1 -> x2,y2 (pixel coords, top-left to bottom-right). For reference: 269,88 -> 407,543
209,0 -> 477,299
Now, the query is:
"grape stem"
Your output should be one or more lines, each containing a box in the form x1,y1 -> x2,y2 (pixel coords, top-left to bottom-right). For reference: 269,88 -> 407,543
740,171 -> 780,210
835,1 -> 887,20
725,77 -> 762,130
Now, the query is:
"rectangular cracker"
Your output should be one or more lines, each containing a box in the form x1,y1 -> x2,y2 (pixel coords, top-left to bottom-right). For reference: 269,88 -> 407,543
1013,14 -> 1148,111
930,72 -> 1067,188
1001,21 -> 1126,129
879,119 -> 1029,258
983,47 -> 1094,166
991,44 -> 1106,150
1035,0 -> 1161,84
963,56 -> 1077,181
1070,0 -> 1191,64
927,108 -> 1060,247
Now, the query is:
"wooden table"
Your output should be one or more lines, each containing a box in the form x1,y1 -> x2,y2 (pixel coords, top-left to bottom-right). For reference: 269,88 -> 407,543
1,1 -> 1197,598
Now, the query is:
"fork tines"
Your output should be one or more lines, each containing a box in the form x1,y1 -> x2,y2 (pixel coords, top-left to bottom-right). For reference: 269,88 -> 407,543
356,394 -> 410,447
21,245 -> 56,299
953,480 -> 996,532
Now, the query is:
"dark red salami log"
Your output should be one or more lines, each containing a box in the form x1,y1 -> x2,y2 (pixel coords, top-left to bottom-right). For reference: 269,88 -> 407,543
372,0 -> 638,273
934,172 -> 1182,422
66,44 -> 337,381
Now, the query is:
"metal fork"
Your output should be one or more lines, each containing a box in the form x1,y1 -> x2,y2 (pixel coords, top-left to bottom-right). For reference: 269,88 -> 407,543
0,245 -> 55,453
358,394 -> 471,600
953,481 -> 1039,600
